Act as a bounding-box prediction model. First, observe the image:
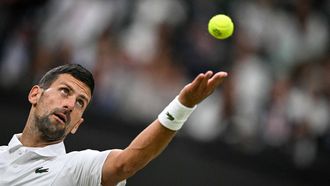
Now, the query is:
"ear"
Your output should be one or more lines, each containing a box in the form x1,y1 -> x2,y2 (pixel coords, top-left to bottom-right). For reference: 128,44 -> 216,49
28,85 -> 42,105
70,118 -> 84,134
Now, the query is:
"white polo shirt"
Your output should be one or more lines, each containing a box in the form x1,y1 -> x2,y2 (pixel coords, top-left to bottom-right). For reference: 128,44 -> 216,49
0,134 -> 126,186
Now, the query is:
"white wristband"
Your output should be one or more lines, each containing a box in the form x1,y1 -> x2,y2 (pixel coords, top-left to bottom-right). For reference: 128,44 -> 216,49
158,96 -> 197,131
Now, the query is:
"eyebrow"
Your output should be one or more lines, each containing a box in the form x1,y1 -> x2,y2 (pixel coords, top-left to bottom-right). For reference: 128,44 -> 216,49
61,82 -> 90,104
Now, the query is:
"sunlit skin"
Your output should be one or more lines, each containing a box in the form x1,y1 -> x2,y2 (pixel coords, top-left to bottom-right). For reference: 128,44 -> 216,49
20,74 -> 92,147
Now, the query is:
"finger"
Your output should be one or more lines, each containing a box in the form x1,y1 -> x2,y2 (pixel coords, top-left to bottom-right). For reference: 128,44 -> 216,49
207,71 -> 228,92
198,71 -> 213,90
208,72 -> 228,87
205,71 -> 214,81
213,71 -> 228,79
189,73 -> 205,90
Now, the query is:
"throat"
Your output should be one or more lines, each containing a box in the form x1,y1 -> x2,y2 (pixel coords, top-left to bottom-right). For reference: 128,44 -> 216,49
20,123 -> 62,147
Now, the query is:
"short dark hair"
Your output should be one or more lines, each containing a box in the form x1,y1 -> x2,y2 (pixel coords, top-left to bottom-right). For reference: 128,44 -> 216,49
38,64 -> 94,95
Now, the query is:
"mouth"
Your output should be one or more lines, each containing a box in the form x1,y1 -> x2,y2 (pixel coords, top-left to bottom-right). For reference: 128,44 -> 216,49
53,113 -> 67,124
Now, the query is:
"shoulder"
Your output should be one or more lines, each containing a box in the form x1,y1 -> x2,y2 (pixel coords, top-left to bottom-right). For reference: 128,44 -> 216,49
62,149 -> 112,170
65,149 -> 111,159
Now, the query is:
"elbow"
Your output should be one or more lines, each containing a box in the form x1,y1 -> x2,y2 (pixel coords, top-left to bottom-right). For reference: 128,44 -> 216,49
110,149 -> 155,180
117,152 -> 152,179
103,149 -> 151,185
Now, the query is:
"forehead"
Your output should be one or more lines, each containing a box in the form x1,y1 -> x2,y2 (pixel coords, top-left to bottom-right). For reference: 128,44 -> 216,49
51,74 -> 92,100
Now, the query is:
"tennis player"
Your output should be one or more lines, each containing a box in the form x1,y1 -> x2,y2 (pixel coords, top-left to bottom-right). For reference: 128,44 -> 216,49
0,64 -> 227,185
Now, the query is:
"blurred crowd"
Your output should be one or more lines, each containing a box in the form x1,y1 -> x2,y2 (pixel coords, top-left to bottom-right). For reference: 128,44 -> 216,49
0,0 -> 329,169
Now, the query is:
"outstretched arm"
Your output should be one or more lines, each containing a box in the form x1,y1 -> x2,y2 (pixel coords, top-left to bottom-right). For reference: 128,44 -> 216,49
101,71 -> 228,186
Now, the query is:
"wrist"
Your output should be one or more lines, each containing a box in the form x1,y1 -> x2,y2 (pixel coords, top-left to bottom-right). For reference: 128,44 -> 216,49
158,96 -> 197,131
178,95 -> 196,108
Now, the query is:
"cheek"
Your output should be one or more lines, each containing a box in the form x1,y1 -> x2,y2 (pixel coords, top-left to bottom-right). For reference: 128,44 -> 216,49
42,90 -> 65,105
70,111 -> 83,124
36,95 -> 55,115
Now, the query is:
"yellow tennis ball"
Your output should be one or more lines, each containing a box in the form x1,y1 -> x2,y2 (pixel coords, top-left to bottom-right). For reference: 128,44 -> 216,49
208,14 -> 234,39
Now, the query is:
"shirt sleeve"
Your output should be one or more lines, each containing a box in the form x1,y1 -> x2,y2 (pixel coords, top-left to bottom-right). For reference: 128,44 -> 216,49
61,149 -> 126,186
66,149 -> 110,186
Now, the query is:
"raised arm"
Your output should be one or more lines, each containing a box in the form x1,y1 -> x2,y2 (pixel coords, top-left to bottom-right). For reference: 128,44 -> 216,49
101,71 -> 228,186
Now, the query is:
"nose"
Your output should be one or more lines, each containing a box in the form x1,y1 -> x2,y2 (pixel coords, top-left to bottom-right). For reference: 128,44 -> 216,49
63,96 -> 75,112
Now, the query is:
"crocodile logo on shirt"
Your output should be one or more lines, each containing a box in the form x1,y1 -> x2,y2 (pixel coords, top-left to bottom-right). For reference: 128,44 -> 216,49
166,112 -> 175,121
35,167 -> 49,174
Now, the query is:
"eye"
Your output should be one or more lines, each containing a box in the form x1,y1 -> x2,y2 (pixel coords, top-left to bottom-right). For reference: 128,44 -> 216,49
60,87 -> 70,96
76,99 -> 85,108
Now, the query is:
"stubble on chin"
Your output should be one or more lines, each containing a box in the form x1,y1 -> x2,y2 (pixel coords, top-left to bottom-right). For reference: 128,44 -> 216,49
35,113 -> 66,142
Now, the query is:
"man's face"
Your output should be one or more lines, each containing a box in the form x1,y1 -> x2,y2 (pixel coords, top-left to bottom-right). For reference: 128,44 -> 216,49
32,74 -> 91,141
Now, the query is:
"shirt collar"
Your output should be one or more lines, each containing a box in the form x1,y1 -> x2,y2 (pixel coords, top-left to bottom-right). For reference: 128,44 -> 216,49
8,133 -> 66,157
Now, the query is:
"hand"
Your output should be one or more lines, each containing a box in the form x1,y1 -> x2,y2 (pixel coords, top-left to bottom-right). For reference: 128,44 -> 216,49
178,71 -> 228,107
